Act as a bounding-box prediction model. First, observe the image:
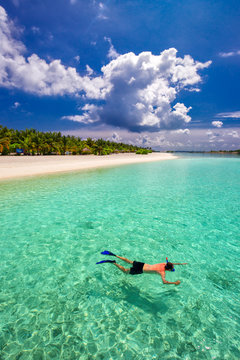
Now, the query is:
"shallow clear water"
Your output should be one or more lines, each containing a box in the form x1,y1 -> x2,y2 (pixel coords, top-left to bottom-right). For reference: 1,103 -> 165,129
0,157 -> 239,359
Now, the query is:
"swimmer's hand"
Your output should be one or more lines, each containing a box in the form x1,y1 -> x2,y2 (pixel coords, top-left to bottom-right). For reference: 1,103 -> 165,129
175,280 -> 181,285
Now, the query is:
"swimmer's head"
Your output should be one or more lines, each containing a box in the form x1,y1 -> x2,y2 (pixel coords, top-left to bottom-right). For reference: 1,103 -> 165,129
165,262 -> 175,271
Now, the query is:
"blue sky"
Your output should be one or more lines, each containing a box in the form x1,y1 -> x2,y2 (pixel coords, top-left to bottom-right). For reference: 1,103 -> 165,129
0,0 -> 240,150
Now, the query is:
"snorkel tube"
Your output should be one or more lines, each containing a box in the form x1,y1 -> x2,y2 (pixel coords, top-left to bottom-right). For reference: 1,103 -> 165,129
166,257 -> 175,272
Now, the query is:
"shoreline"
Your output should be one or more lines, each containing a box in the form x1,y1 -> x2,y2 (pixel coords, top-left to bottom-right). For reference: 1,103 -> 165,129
0,153 -> 177,181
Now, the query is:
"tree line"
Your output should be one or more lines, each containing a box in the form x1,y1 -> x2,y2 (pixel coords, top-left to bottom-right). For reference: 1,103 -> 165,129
0,125 -> 152,156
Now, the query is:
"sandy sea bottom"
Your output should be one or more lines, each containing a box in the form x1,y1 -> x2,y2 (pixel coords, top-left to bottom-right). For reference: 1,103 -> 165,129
0,156 -> 239,359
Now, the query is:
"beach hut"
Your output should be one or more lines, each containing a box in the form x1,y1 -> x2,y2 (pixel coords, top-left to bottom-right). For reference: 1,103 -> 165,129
81,147 -> 92,155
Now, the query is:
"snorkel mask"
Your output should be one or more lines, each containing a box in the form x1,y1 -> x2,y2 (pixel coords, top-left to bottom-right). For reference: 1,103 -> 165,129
166,257 -> 175,272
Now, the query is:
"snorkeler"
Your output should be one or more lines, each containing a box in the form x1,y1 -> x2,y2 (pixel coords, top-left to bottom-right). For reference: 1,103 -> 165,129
96,251 -> 187,285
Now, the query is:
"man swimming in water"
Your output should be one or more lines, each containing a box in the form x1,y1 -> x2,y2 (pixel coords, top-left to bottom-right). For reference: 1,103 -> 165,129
97,251 -> 187,286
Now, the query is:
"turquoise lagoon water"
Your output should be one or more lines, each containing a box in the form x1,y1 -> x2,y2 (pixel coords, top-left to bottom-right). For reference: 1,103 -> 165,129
0,156 -> 239,360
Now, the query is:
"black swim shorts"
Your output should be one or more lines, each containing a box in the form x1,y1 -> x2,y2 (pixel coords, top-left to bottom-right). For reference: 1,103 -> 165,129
129,261 -> 145,275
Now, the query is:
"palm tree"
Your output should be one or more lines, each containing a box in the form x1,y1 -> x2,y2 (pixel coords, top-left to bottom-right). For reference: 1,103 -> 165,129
94,138 -> 105,155
86,137 -> 94,148
62,136 -> 68,154
20,135 -> 34,155
0,137 -> 10,154
0,124 -> 150,156
39,142 -> 50,155
32,132 -> 41,155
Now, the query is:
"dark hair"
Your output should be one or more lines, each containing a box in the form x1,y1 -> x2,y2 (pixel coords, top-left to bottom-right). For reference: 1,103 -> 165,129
165,262 -> 174,271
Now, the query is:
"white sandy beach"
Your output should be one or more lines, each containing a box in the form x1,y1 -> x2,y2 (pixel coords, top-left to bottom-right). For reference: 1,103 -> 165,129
0,152 -> 177,180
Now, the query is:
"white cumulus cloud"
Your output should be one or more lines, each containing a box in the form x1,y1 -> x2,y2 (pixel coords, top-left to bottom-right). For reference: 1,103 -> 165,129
104,37 -> 120,60
62,104 -> 101,124
0,5 -> 211,133
0,6 -> 108,97
212,121 -> 223,128
206,130 -> 213,136
61,114 -> 98,125
86,64 -> 94,75
227,131 -> 239,138
108,132 -> 122,142
175,129 -> 191,135
74,55 -> 80,63
206,129 -> 223,143
90,48 -> 210,132
12,101 -> 20,109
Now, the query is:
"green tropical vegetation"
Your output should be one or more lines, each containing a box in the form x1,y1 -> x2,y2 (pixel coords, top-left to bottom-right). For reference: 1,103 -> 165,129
209,150 -> 240,154
0,125 -> 152,156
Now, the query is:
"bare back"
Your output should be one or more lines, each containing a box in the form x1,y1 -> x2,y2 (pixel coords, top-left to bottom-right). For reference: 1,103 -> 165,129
143,262 -> 166,274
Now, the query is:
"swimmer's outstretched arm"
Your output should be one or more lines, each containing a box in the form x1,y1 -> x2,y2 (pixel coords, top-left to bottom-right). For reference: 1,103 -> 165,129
160,273 -> 181,286
172,262 -> 188,265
